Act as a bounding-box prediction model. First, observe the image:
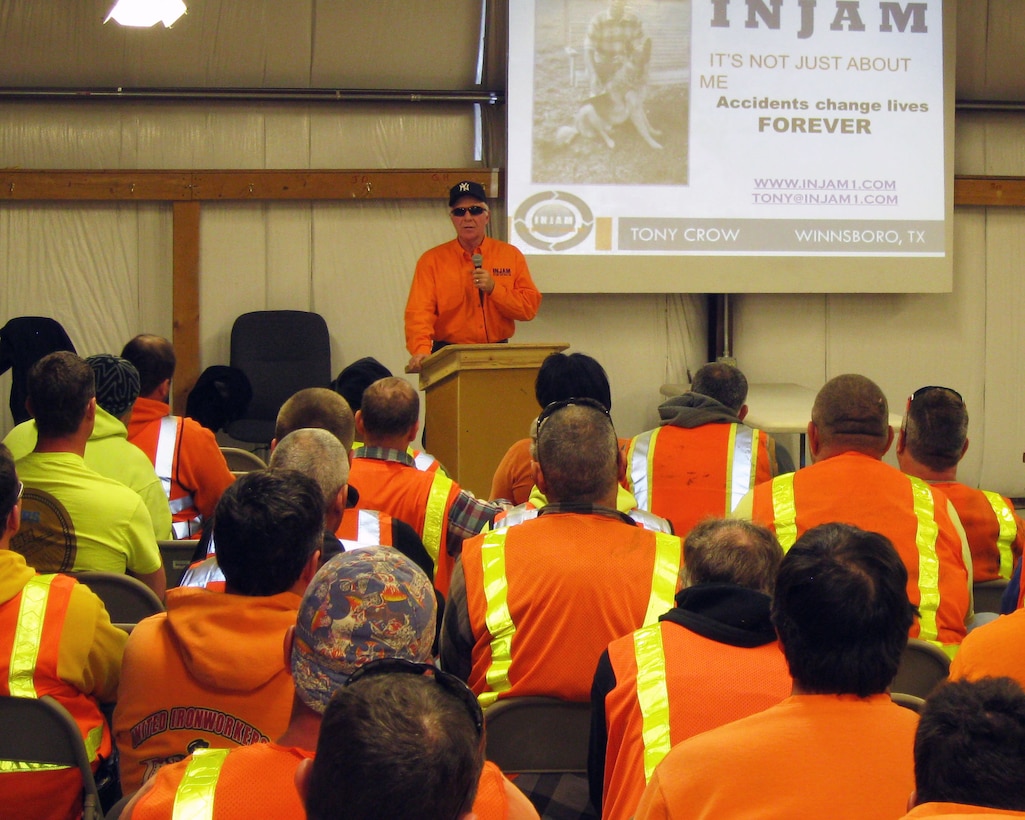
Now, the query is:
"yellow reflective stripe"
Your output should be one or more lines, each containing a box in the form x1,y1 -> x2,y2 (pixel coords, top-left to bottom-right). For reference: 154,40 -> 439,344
422,473 -> 454,569
83,723 -> 103,764
982,491 -> 1017,579
908,477 -> 941,645
770,474 -> 798,551
172,747 -> 230,820
478,531 -> 514,708
633,624 -> 671,782
9,575 -> 56,699
0,758 -> 70,772
644,533 -> 682,626
724,424 -> 738,515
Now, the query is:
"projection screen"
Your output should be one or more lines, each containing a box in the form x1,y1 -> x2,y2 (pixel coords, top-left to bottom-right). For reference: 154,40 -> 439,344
506,0 -> 955,293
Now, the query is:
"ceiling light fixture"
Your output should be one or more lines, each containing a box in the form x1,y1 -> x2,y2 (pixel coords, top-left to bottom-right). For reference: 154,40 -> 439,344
105,0 -> 187,28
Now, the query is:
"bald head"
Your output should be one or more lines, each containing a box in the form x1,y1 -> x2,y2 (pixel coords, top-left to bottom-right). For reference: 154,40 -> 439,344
121,334 -> 176,397
275,388 -> 356,450
359,377 -> 419,441
811,374 -> 891,458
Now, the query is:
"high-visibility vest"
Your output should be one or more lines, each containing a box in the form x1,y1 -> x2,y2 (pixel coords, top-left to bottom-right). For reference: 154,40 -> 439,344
750,453 -> 970,651
465,519 -> 683,706
600,620 -> 791,820
337,509 -> 397,552
0,575 -> 107,773
628,424 -> 774,535
171,748 -> 230,820
156,416 -> 203,539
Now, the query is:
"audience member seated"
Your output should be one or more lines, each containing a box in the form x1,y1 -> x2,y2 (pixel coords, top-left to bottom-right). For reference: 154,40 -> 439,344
121,334 -> 234,538
271,387 -> 435,579
589,518 -> 792,820
298,659 -> 538,820
901,677 -> 1025,819
0,443 -> 127,820
948,599 -> 1025,688
442,398 -> 684,705
4,353 -> 172,541
181,427 -> 349,591
119,546 -> 437,819
735,373 -> 971,651
349,377 -> 499,593
113,469 -> 322,793
634,522 -> 920,820
625,361 -> 794,536
334,356 -> 447,474
897,385 -> 1024,582
490,352 -> 616,506
11,351 -> 165,599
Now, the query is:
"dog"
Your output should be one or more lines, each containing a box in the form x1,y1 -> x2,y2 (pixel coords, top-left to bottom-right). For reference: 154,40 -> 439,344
556,38 -> 662,150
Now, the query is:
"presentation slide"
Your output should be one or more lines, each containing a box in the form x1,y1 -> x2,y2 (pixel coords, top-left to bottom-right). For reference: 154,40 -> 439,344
507,0 -> 953,294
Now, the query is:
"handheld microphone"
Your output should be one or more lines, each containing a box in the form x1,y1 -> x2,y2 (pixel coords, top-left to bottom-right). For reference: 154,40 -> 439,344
472,253 -> 484,305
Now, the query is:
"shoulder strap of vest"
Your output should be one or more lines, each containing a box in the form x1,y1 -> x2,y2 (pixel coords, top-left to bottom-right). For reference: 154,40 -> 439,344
632,623 -> 672,783
478,530 -> 514,708
981,490 -> 1018,579
173,747 -> 231,820
422,472 -> 454,568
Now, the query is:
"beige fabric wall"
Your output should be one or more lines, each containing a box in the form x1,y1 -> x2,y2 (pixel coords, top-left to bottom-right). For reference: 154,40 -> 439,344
0,0 -> 1023,496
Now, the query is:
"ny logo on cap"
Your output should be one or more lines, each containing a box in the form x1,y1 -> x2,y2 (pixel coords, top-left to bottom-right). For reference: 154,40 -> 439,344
459,182 -> 470,192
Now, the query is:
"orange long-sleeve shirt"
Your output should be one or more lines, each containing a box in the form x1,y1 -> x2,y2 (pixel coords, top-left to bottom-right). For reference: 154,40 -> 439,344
404,236 -> 541,356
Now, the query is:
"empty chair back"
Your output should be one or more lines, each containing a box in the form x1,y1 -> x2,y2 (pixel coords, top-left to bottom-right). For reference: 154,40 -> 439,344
483,696 -> 591,773
158,540 -> 204,589
892,638 -> 951,699
219,446 -> 267,473
0,694 -> 103,820
973,578 -> 1009,614
70,571 -> 164,625
226,311 -> 332,446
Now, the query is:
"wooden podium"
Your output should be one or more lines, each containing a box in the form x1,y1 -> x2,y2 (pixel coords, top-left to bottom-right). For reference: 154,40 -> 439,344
418,343 -> 568,498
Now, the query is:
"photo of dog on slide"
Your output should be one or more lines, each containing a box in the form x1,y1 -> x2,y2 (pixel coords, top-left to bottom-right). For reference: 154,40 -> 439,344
555,38 -> 663,151
531,0 -> 690,186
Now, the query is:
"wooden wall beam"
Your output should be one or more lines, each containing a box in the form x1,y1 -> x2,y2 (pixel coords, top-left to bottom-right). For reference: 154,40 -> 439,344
0,169 -> 497,202
172,201 -> 201,415
954,176 -> 1025,207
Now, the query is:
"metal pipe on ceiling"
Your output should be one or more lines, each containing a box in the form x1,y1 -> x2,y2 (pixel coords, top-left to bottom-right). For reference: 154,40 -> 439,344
0,87 -> 504,104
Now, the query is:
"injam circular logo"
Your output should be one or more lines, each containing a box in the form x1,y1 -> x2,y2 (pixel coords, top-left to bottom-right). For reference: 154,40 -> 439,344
513,191 -> 593,252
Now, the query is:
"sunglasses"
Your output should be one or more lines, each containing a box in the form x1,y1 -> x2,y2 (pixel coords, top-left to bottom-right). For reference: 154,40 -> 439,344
909,385 -> 963,404
345,658 -> 484,738
900,385 -> 965,439
535,396 -> 612,441
450,205 -> 488,217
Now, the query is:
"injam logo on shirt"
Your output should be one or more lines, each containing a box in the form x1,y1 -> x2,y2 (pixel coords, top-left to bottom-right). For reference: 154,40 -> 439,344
513,191 -> 594,252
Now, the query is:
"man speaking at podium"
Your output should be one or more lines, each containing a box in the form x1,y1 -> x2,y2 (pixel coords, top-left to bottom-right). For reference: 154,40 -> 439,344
404,181 -> 542,374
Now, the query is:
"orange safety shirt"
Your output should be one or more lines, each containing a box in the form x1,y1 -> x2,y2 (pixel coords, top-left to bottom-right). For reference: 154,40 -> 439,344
634,694 -> 918,820
404,236 -> 541,356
